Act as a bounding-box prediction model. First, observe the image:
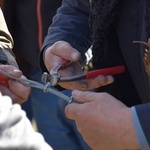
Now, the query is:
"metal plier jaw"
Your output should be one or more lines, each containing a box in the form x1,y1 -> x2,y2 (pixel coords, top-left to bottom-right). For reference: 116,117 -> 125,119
42,65 -> 62,86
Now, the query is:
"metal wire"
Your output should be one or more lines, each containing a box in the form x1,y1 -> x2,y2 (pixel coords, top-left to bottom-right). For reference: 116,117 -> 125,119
0,70 -> 71,103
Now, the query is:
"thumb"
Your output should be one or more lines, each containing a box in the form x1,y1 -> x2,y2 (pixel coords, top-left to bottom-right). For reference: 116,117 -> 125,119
65,90 -> 96,119
65,102 -> 81,120
72,90 -> 97,103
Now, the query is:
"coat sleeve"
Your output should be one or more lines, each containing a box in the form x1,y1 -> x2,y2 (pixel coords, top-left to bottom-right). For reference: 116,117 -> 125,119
39,0 -> 92,72
0,8 -> 18,68
132,104 -> 150,149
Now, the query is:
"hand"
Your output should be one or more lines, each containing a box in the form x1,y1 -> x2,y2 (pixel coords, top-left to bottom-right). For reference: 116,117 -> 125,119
65,90 -> 140,150
0,65 -> 31,104
44,41 -> 114,90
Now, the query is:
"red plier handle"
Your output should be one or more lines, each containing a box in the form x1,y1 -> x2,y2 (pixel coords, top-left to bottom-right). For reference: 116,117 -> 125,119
86,65 -> 125,79
60,65 -> 125,82
0,74 -> 9,86
42,65 -> 126,86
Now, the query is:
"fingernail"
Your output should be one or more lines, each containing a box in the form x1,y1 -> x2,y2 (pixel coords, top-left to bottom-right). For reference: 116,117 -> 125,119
13,69 -> 21,72
11,69 -> 22,75
71,52 -> 80,60
99,75 -> 106,84
12,70 -> 22,74
72,90 -> 82,96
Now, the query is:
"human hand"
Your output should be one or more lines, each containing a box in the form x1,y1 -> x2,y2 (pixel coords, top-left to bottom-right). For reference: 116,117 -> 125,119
44,41 -> 114,90
0,65 -> 31,104
65,90 -> 140,150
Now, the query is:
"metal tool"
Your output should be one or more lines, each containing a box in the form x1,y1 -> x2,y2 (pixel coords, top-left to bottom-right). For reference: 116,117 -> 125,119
0,65 -> 125,103
42,65 -> 126,86
0,70 -> 72,103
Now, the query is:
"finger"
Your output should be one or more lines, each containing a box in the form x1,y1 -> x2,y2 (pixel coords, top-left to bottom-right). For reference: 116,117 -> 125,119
65,97 -> 93,120
0,84 -> 28,104
66,91 -> 102,120
58,77 -> 113,91
0,65 -> 22,77
59,75 -> 114,90
59,80 -> 88,90
9,69 -> 22,77
86,75 -> 114,89
72,90 -> 100,103
65,91 -> 101,120
45,50 -> 69,69
8,80 -> 31,102
106,75 -> 114,84
65,102 -> 83,120
51,41 -> 81,62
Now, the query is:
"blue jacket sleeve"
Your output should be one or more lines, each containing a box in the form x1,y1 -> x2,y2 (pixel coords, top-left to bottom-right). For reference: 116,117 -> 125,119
132,104 -> 150,149
39,0 -> 92,72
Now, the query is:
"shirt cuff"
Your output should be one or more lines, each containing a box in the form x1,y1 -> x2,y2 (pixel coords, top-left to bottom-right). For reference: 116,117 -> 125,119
131,106 -> 150,150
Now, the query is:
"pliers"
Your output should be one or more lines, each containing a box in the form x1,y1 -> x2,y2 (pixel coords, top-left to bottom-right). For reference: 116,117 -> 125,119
42,64 -> 126,86
0,65 -> 125,103
0,70 -> 72,103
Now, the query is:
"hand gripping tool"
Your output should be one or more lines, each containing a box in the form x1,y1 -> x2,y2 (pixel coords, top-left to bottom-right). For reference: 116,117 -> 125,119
0,65 -> 125,103
41,65 -> 126,86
